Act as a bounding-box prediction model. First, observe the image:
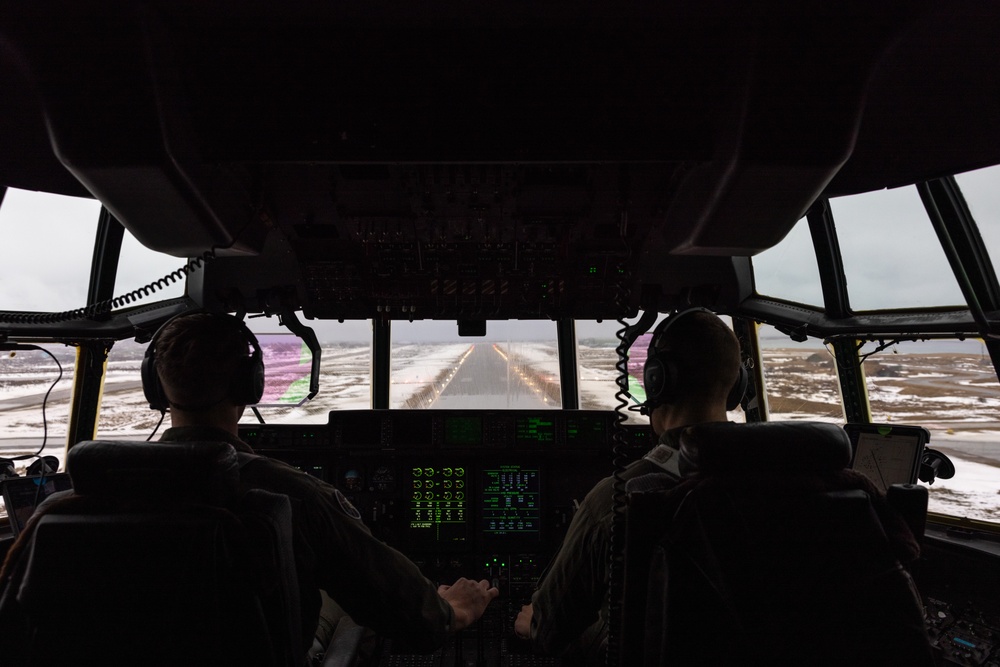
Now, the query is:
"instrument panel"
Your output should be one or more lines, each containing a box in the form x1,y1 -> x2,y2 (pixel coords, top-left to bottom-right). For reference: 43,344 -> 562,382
240,409 -> 653,596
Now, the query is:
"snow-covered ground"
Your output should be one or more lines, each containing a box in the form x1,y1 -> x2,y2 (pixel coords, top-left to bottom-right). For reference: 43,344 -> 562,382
922,443 -> 1000,520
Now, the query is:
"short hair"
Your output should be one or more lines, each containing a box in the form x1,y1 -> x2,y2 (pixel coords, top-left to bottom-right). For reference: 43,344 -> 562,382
653,311 -> 742,404
154,313 -> 254,409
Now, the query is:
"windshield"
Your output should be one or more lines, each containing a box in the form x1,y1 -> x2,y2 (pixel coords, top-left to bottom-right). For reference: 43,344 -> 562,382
3,174 -> 1000,531
390,320 -> 561,410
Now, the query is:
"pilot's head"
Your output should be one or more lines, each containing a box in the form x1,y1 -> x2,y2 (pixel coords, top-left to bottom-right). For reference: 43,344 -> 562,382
643,309 -> 743,433
152,313 -> 264,415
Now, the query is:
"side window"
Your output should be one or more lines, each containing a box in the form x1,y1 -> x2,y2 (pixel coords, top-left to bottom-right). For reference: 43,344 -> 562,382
955,164 -> 1000,275
751,218 -> 824,307
96,340 -> 162,439
832,186 -> 965,310
114,230 -> 188,304
861,339 -> 1000,524
0,190 -> 95,515
0,344 -> 77,474
758,325 -> 843,423
0,189 -> 100,312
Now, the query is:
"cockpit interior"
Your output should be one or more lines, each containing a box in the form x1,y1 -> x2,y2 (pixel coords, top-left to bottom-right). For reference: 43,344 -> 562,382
3,2 -> 1000,665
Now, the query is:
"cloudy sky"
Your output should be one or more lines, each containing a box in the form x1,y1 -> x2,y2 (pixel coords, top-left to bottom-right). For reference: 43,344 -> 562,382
2,163 -> 998,343
753,165 -> 1000,310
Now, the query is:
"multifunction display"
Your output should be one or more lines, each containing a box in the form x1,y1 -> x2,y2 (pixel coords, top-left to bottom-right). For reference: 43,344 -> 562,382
514,416 -> 555,446
444,416 -> 482,447
409,464 -> 469,544
481,464 -> 540,538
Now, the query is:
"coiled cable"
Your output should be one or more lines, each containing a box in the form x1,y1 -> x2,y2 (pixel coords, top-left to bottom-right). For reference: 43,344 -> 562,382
605,196 -> 634,666
0,250 -> 215,325
605,307 -> 632,667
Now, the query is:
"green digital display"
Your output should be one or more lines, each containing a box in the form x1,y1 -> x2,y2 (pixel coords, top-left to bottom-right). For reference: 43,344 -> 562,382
409,465 -> 468,543
481,464 -> 540,538
444,416 -> 482,447
564,414 -> 607,447
515,416 -> 555,445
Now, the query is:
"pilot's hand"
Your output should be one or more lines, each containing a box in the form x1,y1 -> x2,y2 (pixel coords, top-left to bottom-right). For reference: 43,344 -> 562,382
438,578 -> 499,632
514,603 -> 533,640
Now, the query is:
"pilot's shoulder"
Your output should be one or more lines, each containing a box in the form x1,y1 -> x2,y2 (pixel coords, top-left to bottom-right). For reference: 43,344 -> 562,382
238,454 -> 364,521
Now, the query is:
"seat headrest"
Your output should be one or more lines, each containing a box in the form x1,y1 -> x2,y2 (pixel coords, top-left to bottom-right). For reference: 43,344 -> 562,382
678,422 -> 851,476
67,440 -> 240,506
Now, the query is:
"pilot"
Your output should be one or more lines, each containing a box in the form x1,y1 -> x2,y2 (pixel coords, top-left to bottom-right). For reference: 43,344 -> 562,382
513,309 -> 750,663
148,313 -> 498,661
514,309 -> 923,664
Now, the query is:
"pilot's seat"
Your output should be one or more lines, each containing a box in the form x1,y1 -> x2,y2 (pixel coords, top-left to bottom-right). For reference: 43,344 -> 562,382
620,421 -> 935,667
0,440 -> 301,667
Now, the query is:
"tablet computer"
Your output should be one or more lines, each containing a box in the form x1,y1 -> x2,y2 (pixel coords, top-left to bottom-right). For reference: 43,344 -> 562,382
1,473 -> 73,536
844,423 -> 928,493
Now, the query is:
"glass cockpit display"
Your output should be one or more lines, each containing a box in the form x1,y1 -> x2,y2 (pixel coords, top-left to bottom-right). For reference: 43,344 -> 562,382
514,417 -> 555,447
481,464 -> 540,539
408,464 -> 469,545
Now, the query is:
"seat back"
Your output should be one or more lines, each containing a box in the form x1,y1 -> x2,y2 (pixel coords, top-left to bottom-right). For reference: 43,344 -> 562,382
0,440 -> 300,667
621,422 -> 934,667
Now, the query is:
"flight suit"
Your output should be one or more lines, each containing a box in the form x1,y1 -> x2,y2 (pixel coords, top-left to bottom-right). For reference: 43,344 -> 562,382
528,429 -> 684,664
528,424 -> 922,664
160,426 -> 455,657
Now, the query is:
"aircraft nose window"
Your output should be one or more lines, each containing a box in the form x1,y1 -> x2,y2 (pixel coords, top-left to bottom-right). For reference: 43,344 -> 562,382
390,321 -> 561,410
243,319 -> 373,423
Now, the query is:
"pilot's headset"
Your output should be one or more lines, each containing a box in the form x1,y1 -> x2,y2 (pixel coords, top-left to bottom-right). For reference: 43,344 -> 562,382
141,312 -> 265,412
641,308 -> 748,416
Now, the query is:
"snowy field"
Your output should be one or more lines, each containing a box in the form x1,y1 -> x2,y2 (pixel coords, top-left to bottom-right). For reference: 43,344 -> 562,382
2,339 -> 999,523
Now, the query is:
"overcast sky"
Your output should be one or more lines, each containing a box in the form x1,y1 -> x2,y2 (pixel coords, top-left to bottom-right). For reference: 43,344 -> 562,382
2,164 -> 998,342
753,166 -> 1000,310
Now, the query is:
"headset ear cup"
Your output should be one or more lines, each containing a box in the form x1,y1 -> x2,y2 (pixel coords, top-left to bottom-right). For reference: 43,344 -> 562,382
644,359 -> 665,404
726,364 -> 749,411
229,322 -> 265,406
659,359 -> 678,405
642,308 -> 709,413
232,352 -> 265,405
141,349 -> 168,412
250,354 -> 265,404
643,354 -> 678,411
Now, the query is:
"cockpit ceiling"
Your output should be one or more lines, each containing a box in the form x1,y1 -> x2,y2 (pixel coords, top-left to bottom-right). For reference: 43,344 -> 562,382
1,1 -> 999,263
192,162 -> 750,321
